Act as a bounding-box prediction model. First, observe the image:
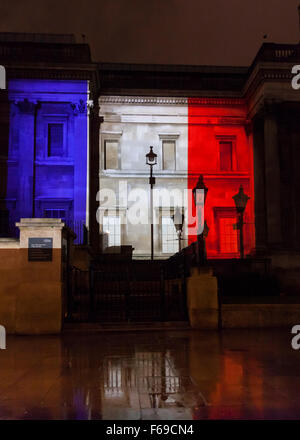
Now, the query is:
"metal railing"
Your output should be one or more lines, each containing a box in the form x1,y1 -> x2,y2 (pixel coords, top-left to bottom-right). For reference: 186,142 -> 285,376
66,260 -> 188,323
0,219 -> 18,238
65,220 -> 88,245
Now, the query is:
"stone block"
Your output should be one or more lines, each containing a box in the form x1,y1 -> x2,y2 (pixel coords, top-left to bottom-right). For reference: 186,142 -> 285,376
187,266 -> 219,329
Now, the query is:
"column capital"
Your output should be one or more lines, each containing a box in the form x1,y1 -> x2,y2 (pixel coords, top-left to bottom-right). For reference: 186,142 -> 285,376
253,98 -> 283,120
14,98 -> 39,114
70,99 -> 88,116
262,99 -> 283,117
245,119 -> 253,136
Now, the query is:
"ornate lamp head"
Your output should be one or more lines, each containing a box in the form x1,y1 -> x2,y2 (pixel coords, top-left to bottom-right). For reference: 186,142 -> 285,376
233,185 -> 250,213
145,146 -> 157,166
192,174 -> 208,206
171,207 -> 185,234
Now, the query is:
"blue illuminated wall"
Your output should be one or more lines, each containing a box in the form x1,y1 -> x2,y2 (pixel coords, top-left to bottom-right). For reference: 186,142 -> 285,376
6,79 -> 88,242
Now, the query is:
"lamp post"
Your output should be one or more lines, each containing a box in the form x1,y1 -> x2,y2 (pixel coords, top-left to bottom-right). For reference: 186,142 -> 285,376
233,185 -> 250,259
171,207 -> 185,252
146,146 -> 157,260
192,175 -> 208,264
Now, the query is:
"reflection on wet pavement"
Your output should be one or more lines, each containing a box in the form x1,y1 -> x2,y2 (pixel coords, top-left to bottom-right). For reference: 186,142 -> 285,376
0,329 -> 299,419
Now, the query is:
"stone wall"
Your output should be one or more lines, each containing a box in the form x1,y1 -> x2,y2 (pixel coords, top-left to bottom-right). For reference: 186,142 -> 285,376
0,219 -> 66,334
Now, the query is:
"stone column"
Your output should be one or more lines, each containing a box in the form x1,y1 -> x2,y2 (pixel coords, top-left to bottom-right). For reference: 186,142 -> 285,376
252,116 -> 267,253
89,101 -> 101,252
16,99 -> 37,218
72,100 -> 88,231
263,103 -> 282,248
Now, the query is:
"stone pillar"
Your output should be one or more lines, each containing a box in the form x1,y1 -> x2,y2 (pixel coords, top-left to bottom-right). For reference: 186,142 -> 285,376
0,237 -> 20,333
16,100 -> 37,218
186,266 -> 219,329
15,218 -> 65,334
252,116 -> 267,253
72,101 -> 88,228
263,103 -> 282,247
89,101 -> 101,251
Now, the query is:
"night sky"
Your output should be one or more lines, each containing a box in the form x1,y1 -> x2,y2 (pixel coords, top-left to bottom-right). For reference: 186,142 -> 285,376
0,0 -> 299,66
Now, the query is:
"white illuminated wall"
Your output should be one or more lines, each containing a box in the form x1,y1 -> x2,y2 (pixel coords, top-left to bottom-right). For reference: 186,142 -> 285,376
98,96 -> 189,258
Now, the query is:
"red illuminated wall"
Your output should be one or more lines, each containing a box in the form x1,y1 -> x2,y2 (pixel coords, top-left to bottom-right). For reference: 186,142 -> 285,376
187,98 -> 255,258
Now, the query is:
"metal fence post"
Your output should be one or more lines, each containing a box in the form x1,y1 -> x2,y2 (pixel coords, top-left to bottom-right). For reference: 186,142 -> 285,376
89,266 -> 94,321
160,266 -> 165,321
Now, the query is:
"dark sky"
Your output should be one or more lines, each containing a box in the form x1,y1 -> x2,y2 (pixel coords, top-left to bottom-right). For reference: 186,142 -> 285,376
0,0 -> 299,66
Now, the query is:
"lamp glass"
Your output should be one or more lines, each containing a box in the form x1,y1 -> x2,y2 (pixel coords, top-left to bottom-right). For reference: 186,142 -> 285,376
233,185 -> 250,211
171,207 -> 184,233
146,146 -> 157,166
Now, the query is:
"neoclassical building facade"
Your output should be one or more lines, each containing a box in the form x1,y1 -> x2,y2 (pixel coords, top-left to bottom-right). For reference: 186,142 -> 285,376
0,34 -> 100,244
1,33 -> 300,277
98,95 -> 254,259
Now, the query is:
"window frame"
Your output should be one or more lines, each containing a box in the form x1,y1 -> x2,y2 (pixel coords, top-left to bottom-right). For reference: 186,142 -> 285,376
216,135 -> 237,172
104,139 -> 120,170
161,216 -> 178,254
158,134 -> 179,171
42,115 -> 69,160
47,123 -> 65,158
102,214 -> 122,247
162,139 -> 176,171
214,207 -> 239,256
158,207 -> 185,255
100,131 -> 122,171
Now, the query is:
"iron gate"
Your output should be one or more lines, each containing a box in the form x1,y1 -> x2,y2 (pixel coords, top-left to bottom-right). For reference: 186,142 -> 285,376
66,261 -> 188,323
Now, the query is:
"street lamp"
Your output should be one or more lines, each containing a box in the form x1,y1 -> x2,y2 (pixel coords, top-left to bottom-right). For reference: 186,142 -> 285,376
192,175 -> 208,264
233,185 -> 250,259
146,146 -> 157,260
171,207 -> 185,252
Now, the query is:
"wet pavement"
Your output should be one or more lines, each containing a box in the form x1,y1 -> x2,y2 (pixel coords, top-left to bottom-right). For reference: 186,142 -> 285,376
0,329 -> 299,419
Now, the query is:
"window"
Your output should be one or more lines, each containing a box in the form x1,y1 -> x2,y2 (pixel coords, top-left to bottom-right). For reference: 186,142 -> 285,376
44,209 -> 66,222
161,216 -> 178,254
48,123 -> 64,157
219,141 -> 233,171
104,140 -> 119,170
218,216 -> 238,254
103,216 -> 121,247
162,140 -> 175,170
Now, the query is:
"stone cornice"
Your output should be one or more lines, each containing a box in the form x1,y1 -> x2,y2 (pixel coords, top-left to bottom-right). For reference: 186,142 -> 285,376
100,170 -> 250,179
244,65 -> 294,103
6,64 -> 97,76
189,97 -> 245,106
5,66 -> 100,96
99,95 -> 245,106
100,96 -> 188,105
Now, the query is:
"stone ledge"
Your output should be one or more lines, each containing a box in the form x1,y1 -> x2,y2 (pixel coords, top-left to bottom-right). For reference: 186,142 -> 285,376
0,238 -> 20,249
16,218 -> 64,228
222,303 -> 300,328
223,303 -> 300,310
